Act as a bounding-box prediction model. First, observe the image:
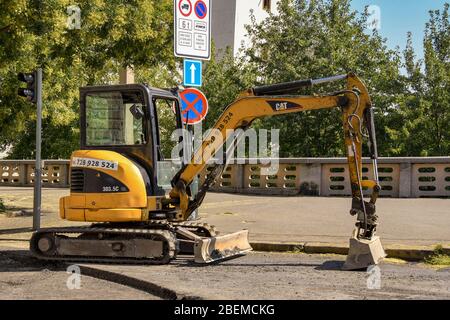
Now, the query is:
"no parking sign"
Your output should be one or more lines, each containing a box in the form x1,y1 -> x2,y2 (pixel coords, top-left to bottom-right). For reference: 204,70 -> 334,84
179,88 -> 208,124
194,0 -> 207,19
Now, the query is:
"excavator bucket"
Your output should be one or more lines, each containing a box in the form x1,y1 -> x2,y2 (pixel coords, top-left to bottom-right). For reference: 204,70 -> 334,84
194,230 -> 252,263
342,234 -> 386,270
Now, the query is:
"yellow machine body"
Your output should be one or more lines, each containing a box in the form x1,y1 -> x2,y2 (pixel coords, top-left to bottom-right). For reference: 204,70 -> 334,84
60,149 -> 155,222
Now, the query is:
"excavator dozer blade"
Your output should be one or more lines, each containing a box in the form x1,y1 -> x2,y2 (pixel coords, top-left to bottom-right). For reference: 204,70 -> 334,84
194,230 -> 252,264
342,235 -> 386,270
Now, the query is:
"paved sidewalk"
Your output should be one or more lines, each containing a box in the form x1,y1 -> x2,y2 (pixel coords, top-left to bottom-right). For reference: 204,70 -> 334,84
201,193 -> 450,247
0,187 -> 449,248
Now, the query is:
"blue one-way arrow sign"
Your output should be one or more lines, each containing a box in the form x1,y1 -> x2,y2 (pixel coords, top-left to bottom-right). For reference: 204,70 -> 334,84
183,59 -> 202,87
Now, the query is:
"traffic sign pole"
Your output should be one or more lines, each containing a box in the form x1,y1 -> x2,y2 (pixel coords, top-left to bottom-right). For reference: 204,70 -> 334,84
174,0 -> 211,219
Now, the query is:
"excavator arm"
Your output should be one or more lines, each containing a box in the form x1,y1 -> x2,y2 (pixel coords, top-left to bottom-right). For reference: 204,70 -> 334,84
169,73 -> 381,244
169,73 -> 386,269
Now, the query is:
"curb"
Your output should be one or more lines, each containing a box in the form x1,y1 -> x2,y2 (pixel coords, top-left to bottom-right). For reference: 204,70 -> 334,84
250,241 -> 450,261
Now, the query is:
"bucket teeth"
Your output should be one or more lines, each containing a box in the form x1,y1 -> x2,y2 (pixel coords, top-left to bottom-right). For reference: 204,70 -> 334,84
194,230 -> 252,263
342,234 -> 386,270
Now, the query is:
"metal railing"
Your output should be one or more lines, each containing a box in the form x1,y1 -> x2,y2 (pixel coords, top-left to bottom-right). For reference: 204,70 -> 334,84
1,158 -> 449,198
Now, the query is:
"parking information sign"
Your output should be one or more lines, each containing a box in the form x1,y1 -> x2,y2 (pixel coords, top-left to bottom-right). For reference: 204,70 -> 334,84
174,0 -> 211,60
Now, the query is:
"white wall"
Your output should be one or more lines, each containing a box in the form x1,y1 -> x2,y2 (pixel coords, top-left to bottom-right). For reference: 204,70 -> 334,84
211,0 -> 279,57
211,0 -> 237,56
233,0 -> 279,55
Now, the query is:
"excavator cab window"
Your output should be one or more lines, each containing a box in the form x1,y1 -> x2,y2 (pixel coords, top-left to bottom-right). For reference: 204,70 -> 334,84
85,91 -> 146,146
153,96 -> 183,191
153,97 -> 180,159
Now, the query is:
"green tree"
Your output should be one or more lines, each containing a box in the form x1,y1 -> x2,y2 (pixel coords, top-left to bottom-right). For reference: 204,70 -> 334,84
393,4 -> 450,156
0,0 -> 175,159
235,0 -> 403,157
201,46 -> 255,130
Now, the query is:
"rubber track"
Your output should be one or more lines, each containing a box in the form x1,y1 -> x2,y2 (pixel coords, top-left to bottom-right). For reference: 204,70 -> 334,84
30,226 -> 177,265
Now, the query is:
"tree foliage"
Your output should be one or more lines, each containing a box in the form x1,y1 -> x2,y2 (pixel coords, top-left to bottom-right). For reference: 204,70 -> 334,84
201,45 -> 256,130
1,0 -> 449,160
203,0 -> 449,158
242,0 -> 403,157
0,0 -> 175,159
390,4 -> 450,156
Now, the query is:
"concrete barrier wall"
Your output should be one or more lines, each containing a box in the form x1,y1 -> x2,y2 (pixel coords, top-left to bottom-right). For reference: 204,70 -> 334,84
0,160 -> 69,188
201,157 -> 450,198
1,158 -> 449,198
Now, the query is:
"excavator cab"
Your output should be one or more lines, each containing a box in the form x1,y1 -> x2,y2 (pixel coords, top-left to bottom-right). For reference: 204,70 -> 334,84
79,84 -> 183,198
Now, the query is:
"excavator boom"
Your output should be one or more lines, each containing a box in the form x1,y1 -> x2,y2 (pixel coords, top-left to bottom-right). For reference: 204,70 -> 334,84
169,73 -> 385,269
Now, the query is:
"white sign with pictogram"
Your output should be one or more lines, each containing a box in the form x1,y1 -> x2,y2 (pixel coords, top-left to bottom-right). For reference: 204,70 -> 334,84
174,0 -> 211,60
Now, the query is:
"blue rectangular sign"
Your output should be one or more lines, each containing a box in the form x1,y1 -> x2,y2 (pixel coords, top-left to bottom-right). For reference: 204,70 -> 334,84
183,59 -> 202,87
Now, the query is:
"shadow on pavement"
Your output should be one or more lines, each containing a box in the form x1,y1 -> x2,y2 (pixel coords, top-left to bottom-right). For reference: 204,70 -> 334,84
174,256 -> 324,268
0,250 -> 185,299
315,260 -> 367,272
315,260 -> 345,271
0,249 -> 352,272
0,227 -> 33,235
0,250 -> 64,273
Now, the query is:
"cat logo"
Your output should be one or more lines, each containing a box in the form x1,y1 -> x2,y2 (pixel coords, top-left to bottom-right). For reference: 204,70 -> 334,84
267,100 -> 303,111
275,102 -> 288,111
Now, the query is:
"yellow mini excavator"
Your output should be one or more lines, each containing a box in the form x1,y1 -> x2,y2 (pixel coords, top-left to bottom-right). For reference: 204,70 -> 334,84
30,73 -> 385,270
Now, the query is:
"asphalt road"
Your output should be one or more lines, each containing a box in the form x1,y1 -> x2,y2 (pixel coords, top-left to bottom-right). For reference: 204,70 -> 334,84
87,252 -> 449,300
0,248 -> 160,300
0,248 -> 448,300
0,187 -> 449,300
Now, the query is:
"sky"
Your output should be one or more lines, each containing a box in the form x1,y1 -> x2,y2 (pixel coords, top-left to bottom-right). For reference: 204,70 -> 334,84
350,0 -> 449,60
